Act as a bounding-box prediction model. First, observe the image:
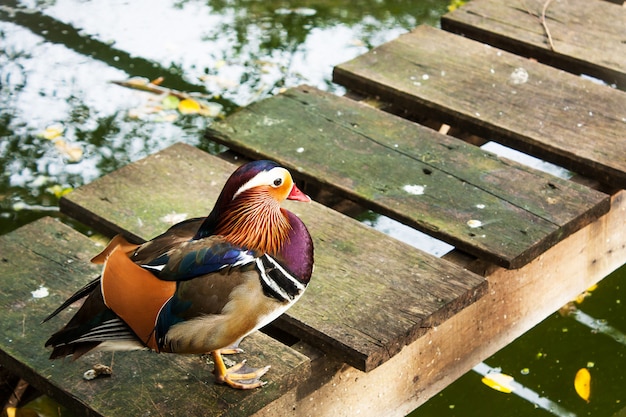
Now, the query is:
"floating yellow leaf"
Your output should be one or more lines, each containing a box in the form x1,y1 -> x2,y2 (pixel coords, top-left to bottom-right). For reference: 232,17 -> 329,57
575,284 -> 598,304
54,140 -> 83,162
162,95 -> 180,110
40,124 -> 64,140
574,293 -> 587,304
481,373 -> 515,393
178,98 -> 201,114
447,0 -> 467,12
196,100 -> 223,118
125,77 -> 150,87
574,368 -> 591,402
46,184 -> 73,198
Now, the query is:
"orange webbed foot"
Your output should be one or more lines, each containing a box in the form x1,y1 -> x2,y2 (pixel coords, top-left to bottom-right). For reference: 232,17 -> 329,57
211,350 -> 270,389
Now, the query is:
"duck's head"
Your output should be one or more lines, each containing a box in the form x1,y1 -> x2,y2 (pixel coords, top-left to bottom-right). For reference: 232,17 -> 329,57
223,160 -> 310,204
195,160 -> 310,252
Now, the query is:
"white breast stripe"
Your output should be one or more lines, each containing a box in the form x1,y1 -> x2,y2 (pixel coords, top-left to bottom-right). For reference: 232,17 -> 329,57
255,255 -> 306,302
263,255 -> 306,293
256,258 -> 290,302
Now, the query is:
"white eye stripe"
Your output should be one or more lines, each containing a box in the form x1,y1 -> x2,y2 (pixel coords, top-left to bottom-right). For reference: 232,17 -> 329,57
233,167 -> 289,199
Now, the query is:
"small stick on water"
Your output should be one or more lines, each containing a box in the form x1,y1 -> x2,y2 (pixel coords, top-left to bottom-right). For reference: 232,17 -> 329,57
111,78 -> 213,101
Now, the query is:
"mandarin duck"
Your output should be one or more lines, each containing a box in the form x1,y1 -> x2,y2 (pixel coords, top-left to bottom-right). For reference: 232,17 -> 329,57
44,160 -> 314,389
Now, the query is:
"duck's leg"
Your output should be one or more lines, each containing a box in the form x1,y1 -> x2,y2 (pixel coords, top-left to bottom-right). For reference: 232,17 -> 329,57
211,350 -> 270,389
219,342 -> 244,355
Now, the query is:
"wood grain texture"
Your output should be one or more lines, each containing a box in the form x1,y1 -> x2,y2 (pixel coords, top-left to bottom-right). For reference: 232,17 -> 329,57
333,25 -> 626,188
253,190 -> 626,417
441,0 -> 626,89
206,86 -> 609,268
0,217 -> 310,417
61,143 -> 487,371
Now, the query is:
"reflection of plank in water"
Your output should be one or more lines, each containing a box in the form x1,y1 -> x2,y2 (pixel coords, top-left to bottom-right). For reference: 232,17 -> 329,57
0,0 -> 234,110
570,308 -> 626,347
473,362 -> 577,417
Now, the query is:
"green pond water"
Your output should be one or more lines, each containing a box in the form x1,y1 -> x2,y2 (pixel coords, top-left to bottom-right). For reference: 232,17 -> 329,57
1,1 -> 624,416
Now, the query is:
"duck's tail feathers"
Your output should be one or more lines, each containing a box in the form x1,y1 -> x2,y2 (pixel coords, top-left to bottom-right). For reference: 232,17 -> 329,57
42,276 -> 101,323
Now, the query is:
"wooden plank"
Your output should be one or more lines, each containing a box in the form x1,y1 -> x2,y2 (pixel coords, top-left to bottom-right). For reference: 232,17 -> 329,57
0,217 -> 310,417
205,86 -> 609,268
441,0 -> 626,89
60,143 -> 487,371
333,25 -> 626,189
254,190 -> 626,416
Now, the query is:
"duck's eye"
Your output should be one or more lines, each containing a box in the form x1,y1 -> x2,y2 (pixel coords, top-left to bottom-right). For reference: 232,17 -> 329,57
273,178 -> 283,187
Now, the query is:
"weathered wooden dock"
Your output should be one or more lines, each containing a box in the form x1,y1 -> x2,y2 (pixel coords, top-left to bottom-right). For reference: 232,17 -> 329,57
1,0 -> 625,415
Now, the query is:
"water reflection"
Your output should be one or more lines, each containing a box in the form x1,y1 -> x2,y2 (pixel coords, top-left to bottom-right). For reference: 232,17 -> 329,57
0,17 -> 212,231
0,0 -> 447,235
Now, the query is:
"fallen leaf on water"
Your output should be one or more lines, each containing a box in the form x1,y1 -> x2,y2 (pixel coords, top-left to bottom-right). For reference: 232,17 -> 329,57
481,373 -> 515,393
196,100 -> 223,118
46,184 -> 73,198
54,140 -> 83,162
40,124 -> 64,140
575,284 -> 598,304
574,368 -> 591,402
447,0 -> 467,12
162,95 -> 180,110
178,98 -> 201,114
125,77 -> 150,87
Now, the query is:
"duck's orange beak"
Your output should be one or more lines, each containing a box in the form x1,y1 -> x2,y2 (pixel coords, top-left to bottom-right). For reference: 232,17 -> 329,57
287,184 -> 311,202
